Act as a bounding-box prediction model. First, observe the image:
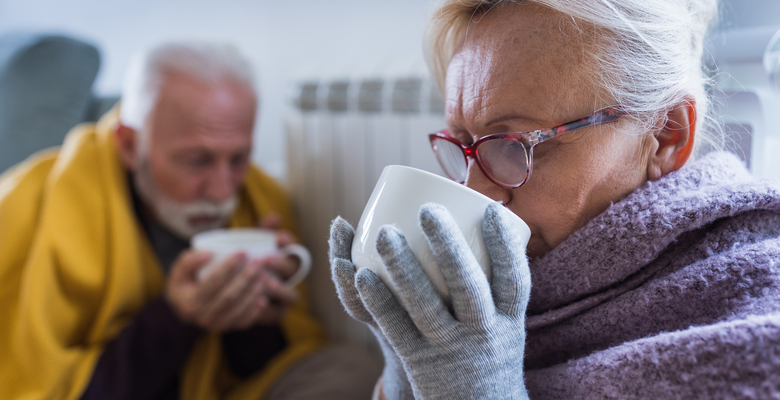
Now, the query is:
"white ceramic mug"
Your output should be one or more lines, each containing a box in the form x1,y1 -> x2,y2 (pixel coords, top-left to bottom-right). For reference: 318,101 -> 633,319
351,165 -> 531,303
192,228 -> 312,287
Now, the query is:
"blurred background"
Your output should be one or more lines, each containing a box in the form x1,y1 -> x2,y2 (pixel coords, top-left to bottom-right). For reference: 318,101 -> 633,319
1,0 -> 779,178
2,0 -> 779,347
0,0 -> 433,178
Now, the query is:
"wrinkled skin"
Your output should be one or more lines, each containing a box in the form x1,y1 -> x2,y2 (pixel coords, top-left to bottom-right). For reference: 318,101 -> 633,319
445,3 -> 694,259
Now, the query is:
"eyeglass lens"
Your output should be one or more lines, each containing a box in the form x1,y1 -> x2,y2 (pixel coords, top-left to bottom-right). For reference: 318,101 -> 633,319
431,137 -> 530,187
477,139 -> 529,187
431,138 -> 468,182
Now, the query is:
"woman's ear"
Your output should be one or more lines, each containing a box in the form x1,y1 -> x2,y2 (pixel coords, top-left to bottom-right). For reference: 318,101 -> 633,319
647,98 -> 696,181
115,123 -> 140,170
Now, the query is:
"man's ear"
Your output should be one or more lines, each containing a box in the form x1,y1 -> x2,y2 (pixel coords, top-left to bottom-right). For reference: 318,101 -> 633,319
115,123 -> 140,170
647,98 -> 696,181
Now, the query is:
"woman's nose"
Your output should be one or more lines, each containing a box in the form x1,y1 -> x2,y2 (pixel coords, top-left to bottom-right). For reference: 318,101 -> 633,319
464,159 -> 511,204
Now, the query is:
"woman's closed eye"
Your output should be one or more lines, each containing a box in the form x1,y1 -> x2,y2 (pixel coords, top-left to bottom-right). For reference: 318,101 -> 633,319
448,128 -> 473,145
529,137 -> 559,159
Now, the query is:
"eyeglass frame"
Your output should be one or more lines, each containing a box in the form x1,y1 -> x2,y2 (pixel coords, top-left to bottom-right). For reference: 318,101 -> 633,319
428,107 -> 627,189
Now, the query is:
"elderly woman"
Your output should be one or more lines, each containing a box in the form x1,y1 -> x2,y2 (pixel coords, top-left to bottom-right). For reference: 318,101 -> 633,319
330,0 -> 780,399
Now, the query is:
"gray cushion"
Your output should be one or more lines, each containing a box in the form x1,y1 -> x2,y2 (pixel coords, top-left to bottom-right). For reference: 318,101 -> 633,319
84,94 -> 120,123
0,33 -> 100,173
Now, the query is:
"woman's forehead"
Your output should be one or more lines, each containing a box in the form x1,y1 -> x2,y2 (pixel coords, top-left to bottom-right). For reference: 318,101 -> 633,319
445,3 -> 601,129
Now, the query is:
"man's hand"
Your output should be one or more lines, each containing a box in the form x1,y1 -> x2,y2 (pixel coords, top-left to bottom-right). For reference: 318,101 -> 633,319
165,250 -> 274,332
164,214 -> 304,332
252,212 -> 302,323
257,212 -> 302,282
251,270 -> 298,324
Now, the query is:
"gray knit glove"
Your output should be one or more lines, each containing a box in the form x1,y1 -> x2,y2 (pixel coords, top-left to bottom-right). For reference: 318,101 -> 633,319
355,203 -> 531,400
329,217 -> 415,400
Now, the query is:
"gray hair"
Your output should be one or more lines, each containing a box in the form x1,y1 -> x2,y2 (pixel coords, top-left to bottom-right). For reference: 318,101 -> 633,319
120,41 -> 256,131
424,0 -> 722,156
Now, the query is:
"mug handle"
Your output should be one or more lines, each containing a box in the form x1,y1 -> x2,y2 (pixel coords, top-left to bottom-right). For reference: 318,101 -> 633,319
279,243 -> 311,287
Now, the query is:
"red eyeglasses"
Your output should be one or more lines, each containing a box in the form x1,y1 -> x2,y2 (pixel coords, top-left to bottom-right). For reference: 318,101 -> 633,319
428,107 -> 626,189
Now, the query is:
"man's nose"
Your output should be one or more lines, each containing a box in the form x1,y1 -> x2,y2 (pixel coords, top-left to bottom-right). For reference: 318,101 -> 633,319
204,162 -> 236,202
464,160 -> 511,204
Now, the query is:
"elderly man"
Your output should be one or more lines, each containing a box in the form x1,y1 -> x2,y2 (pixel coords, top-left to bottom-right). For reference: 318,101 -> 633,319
0,42 -> 379,399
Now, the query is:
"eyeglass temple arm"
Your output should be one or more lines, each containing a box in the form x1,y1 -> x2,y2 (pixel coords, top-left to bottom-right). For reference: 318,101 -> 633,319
534,108 -> 626,145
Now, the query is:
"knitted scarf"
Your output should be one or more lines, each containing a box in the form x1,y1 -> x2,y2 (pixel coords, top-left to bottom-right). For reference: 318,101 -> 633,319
523,152 -> 780,398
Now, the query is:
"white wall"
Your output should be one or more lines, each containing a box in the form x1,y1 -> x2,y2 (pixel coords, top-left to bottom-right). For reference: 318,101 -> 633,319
0,0 -> 435,179
719,0 -> 780,30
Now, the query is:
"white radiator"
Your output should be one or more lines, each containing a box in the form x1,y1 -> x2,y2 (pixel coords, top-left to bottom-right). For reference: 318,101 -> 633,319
709,26 -> 780,179
285,76 -> 446,350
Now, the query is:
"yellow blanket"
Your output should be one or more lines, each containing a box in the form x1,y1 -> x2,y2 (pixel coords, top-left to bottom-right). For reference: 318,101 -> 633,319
0,109 -> 324,399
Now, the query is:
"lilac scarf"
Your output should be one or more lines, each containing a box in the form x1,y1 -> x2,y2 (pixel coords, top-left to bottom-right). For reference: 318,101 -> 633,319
523,152 -> 780,398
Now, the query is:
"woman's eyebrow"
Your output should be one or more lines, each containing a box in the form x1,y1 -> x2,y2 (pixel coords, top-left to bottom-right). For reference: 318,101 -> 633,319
485,113 -> 548,128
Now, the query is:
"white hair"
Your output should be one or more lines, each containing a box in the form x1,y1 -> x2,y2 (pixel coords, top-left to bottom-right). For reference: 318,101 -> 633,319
121,41 -> 256,131
424,0 -> 722,156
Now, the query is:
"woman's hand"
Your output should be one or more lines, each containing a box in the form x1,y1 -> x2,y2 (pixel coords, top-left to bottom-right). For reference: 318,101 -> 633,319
329,217 -> 415,400
356,203 -> 531,400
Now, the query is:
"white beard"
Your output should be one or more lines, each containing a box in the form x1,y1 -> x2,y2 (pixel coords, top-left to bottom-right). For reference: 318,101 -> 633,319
133,159 -> 237,239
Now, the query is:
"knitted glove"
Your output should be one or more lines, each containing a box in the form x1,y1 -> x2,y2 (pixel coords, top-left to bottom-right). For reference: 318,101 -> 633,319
329,217 -> 415,400
356,203 -> 531,400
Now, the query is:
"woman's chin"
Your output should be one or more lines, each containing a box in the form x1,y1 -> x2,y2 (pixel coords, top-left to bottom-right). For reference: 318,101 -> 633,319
525,236 -> 552,260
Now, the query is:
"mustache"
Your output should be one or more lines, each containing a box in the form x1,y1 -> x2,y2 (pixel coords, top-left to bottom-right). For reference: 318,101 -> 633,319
178,197 -> 238,217
133,158 -> 239,237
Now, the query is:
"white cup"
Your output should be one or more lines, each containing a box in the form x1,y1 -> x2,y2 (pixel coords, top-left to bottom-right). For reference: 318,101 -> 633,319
351,165 -> 531,303
192,228 -> 312,287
